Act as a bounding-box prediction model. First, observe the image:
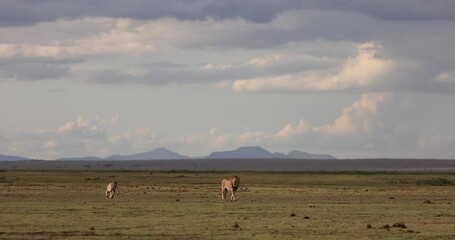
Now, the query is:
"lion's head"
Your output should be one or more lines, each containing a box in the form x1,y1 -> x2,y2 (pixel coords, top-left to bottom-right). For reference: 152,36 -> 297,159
231,176 -> 240,188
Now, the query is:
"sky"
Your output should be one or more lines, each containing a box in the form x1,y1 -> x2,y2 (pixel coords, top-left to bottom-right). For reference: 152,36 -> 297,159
1,0 -> 455,160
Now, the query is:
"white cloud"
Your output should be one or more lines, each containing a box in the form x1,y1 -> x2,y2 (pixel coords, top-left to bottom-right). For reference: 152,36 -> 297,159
435,69 -> 455,83
58,115 -> 118,133
237,130 -> 272,145
157,92 -> 394,155
0,44 -> 17,58
109,127 -> 157,152
0,115 -> 120,159
248,54 -> 286,67
0,17 -> 270,60
314,92 -> 390,136
233,42 -> 393,92
0,18 -> 154,59
203,63 -> 233,71
276,119 -> 309,138
208,127 -> 232,148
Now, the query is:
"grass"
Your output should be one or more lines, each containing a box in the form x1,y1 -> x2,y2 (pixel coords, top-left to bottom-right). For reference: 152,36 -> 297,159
0,170 -> 454,239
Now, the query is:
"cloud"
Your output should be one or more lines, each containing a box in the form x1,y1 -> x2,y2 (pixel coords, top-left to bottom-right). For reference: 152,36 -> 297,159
265,92 -> 428,156
233,42 -> 393,92
0,115 -> 120,159
208,127 -> 233,148
323,0 -> 455,22
0,0 -> 310,27
276,119 -> 309,138
0,60 -> 69,81
313,92 -> 391,136
2,1 -> 454,28
435,69 -> 455,83
163,92 -> 398,155
0,18 -> 154,59
108,127 -> 158,152
159,127 -> 236,156
0,9 -> 378,60
82,50 -> 338,85
237,130 -> 272,145
58,115 -> 118,134
1,7 -> 454,93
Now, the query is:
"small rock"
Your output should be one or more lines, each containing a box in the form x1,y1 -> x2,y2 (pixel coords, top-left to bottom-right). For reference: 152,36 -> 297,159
231,223 -> 240,230
393,223 -> 407,228
366,224 -> 372,229
290,213 -> 296,217
381,224 -> 391,229
423,200 -> 432,204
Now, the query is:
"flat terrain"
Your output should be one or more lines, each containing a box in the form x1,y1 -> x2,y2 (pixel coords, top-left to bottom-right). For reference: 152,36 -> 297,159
0,170 -> 454,239
1,158 -> 455,171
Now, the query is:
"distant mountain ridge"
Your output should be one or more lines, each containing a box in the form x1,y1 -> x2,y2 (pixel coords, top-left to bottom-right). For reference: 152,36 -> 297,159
2,146 -> 336,161
287,150 -> 336,160
207,146 -> 336,160
57,156 -> 103,161
208,146 -> 285,159
0,154 -> 29,161
105,148 -> 189,160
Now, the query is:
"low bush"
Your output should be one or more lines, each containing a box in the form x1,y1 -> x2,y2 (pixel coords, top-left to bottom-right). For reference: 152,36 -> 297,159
416,177 -> 453,186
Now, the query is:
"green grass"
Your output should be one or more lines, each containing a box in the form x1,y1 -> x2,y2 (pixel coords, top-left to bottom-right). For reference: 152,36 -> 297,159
0,170 -> 454,239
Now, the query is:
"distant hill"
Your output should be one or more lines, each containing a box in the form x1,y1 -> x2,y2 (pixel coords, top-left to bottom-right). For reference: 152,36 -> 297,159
57,156 -> 103,161
287,150 -> 336,160
0,154 -> 29,161
207,146 -> 335,160
105,148 -> 189,160
5,146 -> 335,161
208,146 -> 285,159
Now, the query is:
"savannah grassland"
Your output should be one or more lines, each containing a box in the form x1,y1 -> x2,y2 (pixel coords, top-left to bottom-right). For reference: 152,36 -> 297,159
0,170 -> 454,239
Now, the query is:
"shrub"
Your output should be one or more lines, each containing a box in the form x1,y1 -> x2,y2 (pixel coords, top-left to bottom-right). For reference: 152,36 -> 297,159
85,177 -> 101,181
416,178 -> 453,186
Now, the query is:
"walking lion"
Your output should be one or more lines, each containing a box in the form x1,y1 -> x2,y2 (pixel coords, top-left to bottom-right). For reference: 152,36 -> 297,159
105,181 -> 117,199
221,176 -> 240,201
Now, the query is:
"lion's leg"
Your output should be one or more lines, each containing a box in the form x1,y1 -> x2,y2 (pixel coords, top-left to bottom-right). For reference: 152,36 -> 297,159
110,191 -> 115,199
222,188 -> 228,199
231,190 -> 236,201
106,190 -> 110,199
221,181 -> 227,199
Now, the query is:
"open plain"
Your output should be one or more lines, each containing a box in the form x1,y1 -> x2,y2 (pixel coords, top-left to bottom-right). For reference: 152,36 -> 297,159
0,168 -> 454,239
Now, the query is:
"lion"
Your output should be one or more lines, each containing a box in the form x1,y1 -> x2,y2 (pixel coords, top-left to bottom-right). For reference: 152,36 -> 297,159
221,176 -> 240,201
105,181 -> 117,199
